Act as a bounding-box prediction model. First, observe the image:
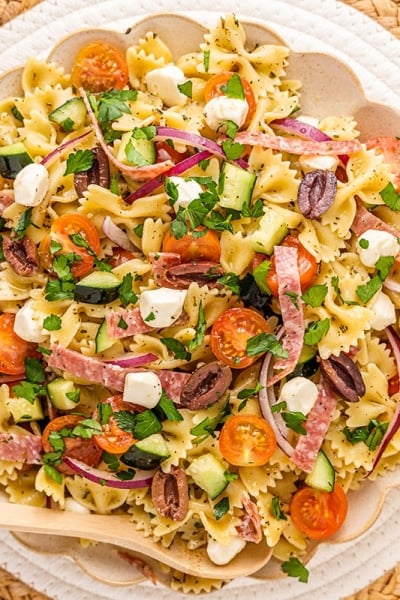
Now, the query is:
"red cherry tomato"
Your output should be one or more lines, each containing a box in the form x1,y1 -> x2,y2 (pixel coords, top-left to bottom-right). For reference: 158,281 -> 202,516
219,414 -> 277,466
93,394 -> 136,455
290,483 -> 348,540
204,72 -> 256,128
266,235 -> 318,296
162,226 -> 221,263
210,307 -> 271,369
0,313 -> 38,376
71,41 -> 129,93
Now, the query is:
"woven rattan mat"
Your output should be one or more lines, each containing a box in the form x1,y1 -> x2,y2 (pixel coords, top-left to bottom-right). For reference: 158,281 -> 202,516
0,0 -> 400,598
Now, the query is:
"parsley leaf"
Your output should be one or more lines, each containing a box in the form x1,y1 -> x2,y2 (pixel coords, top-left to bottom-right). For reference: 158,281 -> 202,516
178,80 -> 193,98
157,392 -> 183,421
343,419 -> 388,451
161,338 -> 191,361
303,318 -> 330,345
203,50 -> 210,72
14,207 -> 33,240
375,255 -> 395,281
246,333 -> 288,359
44,464 -> 63,484
118,273 -> 138,307
187,302 -> 206,352
115,409 -> 161,440
220,73 -> 245,100
64,149 -> 94,175
282,410 -> 307,435
281,557 -> 309,583
380,181 -> 400,211
43,314 -> 62,331
190,399 -> 231,444
271,496 -> 287,520
95,89 -> 138,128
356,275 -> 382,303
213,497 -> 230,520
217,272 -> 241,295
302,284 -> 328,308
12,381 -> 46,404
222,139 -> 245,160
45,278 -> 75,302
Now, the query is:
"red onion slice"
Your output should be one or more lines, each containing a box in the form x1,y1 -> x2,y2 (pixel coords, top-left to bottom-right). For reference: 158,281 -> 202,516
63,456 -> 155,489
154,126 -> 224,157
102,216 -> 134,251
104,352 -> 158,368
41,130 -> 92,167
125,149 -> 212,203
367,326 -> 400,476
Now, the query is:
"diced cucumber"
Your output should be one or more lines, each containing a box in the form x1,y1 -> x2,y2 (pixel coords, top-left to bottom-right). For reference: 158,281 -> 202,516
95,319 -> 115,353
74,271 -> 122,304
117,131 -> 156,166
49,97 -> 87,131
253,259 -> 271,295
186,453 -> 229,499
47,378 -> 81,410
250,206 -> 288,255
298,344 -> 317,365
6,396 -> 44,422
305,449 -> 335,492
0,142 -> 33,179
121,433 -> 170,470
218,161 -> 257,211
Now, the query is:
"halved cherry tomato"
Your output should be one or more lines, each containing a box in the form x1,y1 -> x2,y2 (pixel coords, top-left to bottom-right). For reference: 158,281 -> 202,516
266,235 -> 318,296
71,41 -> 129,93
39,213 -> 101,279
42,414 -> 103,474
162,226 -> 221,263
0,313 -> 38,376
219,414 -> 277,466
388,372 -> 400,396
366,137 -> 400,191
108,248 -> 137,268
290,483 -> 348,540
155,141 -> 191,164
93,394 -> 136,455
210,307 -> 271,369
204,72 -> 256,128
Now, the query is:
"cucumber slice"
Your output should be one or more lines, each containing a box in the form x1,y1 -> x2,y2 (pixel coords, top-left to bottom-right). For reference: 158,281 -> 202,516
6,396 -> 44,422
250,206 -> 288,255
74,271 -> 122,304
120,433 -> 170,470
218,161 -> 256,211
298,344 -> 317,365
186,453 -> 229,499
95,319 -> 115,353
305,449 -> 335,492
117,131 -> 156,166
47,378 -> 81,410
0,142 -> 33,179
49,97 -> 87,131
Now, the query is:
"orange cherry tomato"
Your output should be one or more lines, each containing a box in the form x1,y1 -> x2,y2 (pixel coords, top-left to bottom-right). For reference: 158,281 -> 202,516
71,41 -> 129,93
39,213 -> 101,279
266,235 -> 318,296
0,313 -> 38,376
290,483 -> 348,540
93,395 -> 136,455
42,414 -> 103,474
366,137 -> 400,191
204,72 -> 256,128
219,414 -> 277,466
162,226 -> 221,263
210,307 -> 271,369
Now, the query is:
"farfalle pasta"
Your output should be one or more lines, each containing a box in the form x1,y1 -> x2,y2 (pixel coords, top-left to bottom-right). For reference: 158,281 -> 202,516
0,11 -> 400,590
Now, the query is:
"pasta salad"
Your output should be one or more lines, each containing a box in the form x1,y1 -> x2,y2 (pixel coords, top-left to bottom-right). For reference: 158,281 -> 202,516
0,12 -> 400,592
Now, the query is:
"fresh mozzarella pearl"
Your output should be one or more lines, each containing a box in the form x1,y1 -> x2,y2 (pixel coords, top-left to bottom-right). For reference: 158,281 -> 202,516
357,229 -> 400,267
368,291 -> 396,330
139,287 -> 187,328
14,163 -> 49,207
167,176 -> 203,212
145,65 -> 188,107
204,96 -> 248,130
299,154 -> 339,173
206,536 -> 247,565
278,376 -> 319,415
64,498 -> 91,514
123,371 -> 163,409
13,299 -> 47,343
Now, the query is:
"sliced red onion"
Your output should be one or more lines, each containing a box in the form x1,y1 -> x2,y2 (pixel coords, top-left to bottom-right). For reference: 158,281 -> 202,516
102,216 -> 134,251
270,117 -> 349,164
258,328 -> 294,457
125,149 -> 212,204
41,130 -> 92,167
63,456 -> 155,489
367,326 -> 400,476
383,277 -> 400,294
104,352 -> 158,368
154,126 -> 224,158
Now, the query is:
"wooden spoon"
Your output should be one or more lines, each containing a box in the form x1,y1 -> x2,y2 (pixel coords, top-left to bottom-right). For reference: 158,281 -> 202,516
0,501 -> 272,579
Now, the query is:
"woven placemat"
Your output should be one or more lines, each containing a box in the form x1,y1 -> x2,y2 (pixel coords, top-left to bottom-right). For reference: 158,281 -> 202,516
0,0 -> 399,598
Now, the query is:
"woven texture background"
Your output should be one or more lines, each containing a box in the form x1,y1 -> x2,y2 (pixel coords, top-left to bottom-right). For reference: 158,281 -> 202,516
0,0 -> 399,598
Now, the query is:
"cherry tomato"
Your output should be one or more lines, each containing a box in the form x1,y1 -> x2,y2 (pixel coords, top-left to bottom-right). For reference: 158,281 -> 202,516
219,414 -> 277,466
0,313 -> 38,376
108,248 -> 137,268
39,213 -> 101,279
388,373 -> 400,396
71,41 -> 129,93
210,307 -> 271,369
93,395 -> 136,455
366,137 -> 400,191
155,141 -> 191,164
162,226 -> 221,263
266,235 -> 318,296
290,483 -> 348,540
204,72 -> 256,128
42,414 -> 103,474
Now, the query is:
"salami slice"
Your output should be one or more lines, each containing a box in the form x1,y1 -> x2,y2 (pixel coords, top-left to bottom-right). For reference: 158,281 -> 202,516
267,245 -> 305,386
158,370 -> 190,403
291,380 -> 337,472
351,197 -> 400,238
106,307 -> 153,339
149,252 -> 223,289
0,432 -> 42,464
236,495 -> 263,543
235,131 -> 362,156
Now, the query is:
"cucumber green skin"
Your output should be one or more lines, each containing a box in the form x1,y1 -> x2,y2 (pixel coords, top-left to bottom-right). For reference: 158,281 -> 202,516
49,97 -> 87,131
305,449 -> 335,492
47,378 -> 80,410
0,143 -> 33,179
74,284 -> 120,304
218,161 -> 256,211
95,319 -> 115,353
186,454 -> 229,500
121,434 -> 170,470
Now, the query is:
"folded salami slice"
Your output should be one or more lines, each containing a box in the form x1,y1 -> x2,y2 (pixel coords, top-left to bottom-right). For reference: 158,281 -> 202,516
0,432 -> 42,464
235,131 -> 362,156
106,307 -> 153,339
351,197 -> 400,238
